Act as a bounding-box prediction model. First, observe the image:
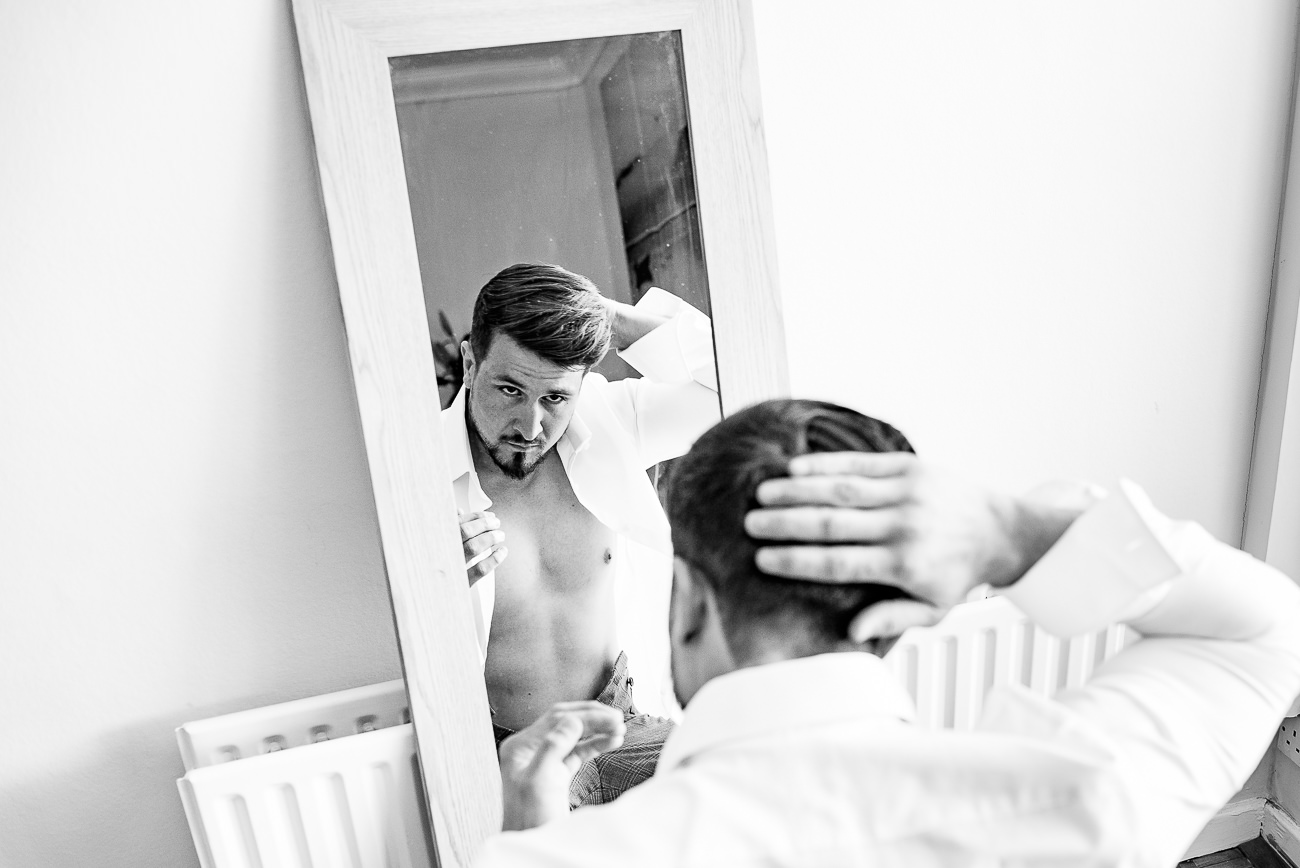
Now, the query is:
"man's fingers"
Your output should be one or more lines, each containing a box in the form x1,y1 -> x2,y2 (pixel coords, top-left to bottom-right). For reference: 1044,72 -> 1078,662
463,529 -> 506,559
459,511 -> 500,541
466,545 -> 507,581
848,600 -> 944,644
755,545 -> 900,583
568,731 -> 625,766
535,714 -> 585,763
755,474 -> 913,508
744,506 -> 904,542
544,702 -> 627,735
788,451 -> 916,478
533,703 -> 625,768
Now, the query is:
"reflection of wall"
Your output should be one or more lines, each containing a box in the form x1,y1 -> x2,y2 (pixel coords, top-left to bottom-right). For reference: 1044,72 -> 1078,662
601,34 -> 711,315
395,79 -> 633,387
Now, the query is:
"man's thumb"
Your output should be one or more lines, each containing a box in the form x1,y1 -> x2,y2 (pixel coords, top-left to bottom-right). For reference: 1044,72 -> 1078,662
537,713 -> 583,759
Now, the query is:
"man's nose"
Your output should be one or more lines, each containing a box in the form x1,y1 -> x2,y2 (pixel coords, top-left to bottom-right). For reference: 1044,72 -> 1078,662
516,403 -> 544,441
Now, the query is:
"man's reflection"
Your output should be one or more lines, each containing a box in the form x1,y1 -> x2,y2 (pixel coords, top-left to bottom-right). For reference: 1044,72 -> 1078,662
440,263 -> 719,807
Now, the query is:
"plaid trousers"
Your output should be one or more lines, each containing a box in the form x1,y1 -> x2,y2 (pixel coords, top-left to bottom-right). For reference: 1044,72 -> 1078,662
493,652 -> 676,809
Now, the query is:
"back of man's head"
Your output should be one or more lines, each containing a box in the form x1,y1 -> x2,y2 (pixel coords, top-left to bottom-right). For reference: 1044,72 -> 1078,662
469,263 -> 612,369
667,399 -> 915,661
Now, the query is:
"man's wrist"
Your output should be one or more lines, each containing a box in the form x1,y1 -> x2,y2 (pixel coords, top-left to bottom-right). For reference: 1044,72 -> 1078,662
501,782 -> 563,832
605,298 -> 668,350
987,496 -> 1087,590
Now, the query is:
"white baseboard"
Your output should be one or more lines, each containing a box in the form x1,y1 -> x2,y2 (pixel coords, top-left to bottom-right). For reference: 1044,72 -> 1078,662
1264,800 -> 1300,866
1184,797 -> 1267,859
1182,797 -> 1300,862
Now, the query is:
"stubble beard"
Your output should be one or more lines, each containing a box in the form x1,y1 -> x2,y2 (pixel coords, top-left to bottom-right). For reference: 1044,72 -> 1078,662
466,393 -> 549,481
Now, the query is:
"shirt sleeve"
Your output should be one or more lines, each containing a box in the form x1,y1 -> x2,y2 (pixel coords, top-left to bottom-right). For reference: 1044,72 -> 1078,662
616,287 -> 718,391
603,288 -> 722,468
997,480 -> 1300,866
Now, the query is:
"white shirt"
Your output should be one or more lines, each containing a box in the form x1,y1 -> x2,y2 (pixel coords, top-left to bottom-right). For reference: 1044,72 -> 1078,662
475,481 -> 1300,867
442,288 -> 720,715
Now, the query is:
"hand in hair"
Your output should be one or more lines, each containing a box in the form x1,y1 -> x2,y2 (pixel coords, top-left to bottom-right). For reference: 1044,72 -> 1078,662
744,453 -> 1095,639
598,293 -> 670,351
459,510 -> 508,586
498,702 -> 626,831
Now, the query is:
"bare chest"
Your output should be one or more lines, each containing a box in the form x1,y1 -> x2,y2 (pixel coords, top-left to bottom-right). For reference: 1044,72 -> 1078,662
482,455 -> 617,602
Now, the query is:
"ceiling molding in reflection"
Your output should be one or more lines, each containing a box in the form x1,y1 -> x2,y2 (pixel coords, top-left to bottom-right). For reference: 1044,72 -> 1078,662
391,38 -> 618,104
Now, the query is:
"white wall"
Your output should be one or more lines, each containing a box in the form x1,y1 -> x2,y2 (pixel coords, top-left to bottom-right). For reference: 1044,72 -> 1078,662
1,1 -> 1296,866
754,0 -> 1297,544
0,3 -> 402,867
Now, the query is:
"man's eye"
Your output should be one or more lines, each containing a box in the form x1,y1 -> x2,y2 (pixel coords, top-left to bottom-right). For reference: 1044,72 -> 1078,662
499,386 -> 521,397
542,395 -> 567,405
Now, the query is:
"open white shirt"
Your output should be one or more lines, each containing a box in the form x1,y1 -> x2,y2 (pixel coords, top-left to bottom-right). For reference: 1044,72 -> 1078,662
442,288 -> 720,715
475,482 -> 1300,867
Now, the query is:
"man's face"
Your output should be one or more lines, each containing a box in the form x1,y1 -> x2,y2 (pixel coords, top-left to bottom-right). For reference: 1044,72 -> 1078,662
463,332 -> 586,480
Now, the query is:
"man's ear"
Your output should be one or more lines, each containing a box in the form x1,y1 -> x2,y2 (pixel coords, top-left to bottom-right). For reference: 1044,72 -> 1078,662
672,559 -> 712,648
461,340 -> 475,387
848,600 -> 944,656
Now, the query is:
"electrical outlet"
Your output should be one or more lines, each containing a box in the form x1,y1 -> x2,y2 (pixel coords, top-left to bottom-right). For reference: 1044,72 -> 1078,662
1278,716 -> 1300,768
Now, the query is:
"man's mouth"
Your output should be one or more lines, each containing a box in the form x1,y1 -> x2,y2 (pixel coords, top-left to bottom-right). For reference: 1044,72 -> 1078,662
502,439 -> 540,450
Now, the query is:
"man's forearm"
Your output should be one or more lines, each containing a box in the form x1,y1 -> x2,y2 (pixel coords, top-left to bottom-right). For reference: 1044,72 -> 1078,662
607,300 -> 668,350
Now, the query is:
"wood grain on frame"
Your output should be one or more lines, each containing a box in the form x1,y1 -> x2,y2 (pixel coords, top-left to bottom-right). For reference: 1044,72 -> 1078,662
291,1 -> 787,863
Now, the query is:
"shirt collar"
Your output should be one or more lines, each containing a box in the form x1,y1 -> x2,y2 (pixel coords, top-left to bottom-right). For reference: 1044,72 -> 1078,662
657,652 -> 915,775
443,383 -> 596,482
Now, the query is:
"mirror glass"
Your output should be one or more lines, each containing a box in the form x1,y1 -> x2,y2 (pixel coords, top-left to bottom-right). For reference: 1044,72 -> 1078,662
388,32 -> 721,732
390,32 -> 715,406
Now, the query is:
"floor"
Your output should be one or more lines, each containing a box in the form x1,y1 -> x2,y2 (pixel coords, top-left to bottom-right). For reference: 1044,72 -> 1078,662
1179,837 -> 1294,868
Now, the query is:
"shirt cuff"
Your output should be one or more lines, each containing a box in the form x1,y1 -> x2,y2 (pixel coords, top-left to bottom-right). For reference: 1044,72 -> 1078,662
1001,479 -> 1182,637
617,287 -> 718,391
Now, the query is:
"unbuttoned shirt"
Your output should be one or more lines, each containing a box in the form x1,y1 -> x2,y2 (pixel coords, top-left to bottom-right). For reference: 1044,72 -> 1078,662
442,288 -> 720,716
475,481 -> 1300,868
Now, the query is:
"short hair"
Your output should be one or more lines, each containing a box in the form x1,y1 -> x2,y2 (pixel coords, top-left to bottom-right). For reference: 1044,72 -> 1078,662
667,399 -> 916,659
469,263 -> 612,369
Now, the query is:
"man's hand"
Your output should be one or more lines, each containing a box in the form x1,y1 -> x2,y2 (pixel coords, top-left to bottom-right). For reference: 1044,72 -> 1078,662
459,510 -> 507,586
498,702 -> 626,831
599,294 -> 668,351
743,453 -> 1090,640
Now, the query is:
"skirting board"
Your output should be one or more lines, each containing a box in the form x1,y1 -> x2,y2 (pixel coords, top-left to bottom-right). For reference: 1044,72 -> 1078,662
1264,800 -> 1300,866
1183,797 -> 1300,862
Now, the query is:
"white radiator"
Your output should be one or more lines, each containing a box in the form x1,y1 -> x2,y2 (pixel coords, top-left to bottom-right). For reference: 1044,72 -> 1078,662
176,599 -> 1131,866
887,595 -> 1134,730
176,680 -> 435,868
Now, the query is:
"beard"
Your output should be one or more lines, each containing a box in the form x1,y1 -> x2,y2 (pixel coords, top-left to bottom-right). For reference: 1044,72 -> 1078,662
466,396 -> 549,480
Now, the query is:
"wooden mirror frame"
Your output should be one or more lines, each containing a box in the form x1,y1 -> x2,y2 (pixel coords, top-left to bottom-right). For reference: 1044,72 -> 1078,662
291,1 -> 788,863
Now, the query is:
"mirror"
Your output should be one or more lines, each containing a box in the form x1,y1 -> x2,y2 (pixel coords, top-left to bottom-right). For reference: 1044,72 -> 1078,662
291,1 -> 786,861
388,31 -> 721,732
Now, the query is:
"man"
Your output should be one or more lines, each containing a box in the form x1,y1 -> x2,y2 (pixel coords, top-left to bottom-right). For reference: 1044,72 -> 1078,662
479,399 -> 1300,866
444,263 -> 719,806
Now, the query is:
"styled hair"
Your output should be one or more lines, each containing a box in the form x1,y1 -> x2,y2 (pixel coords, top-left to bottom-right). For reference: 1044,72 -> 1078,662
667,399 -> 916,659
469,263 -> 612,369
